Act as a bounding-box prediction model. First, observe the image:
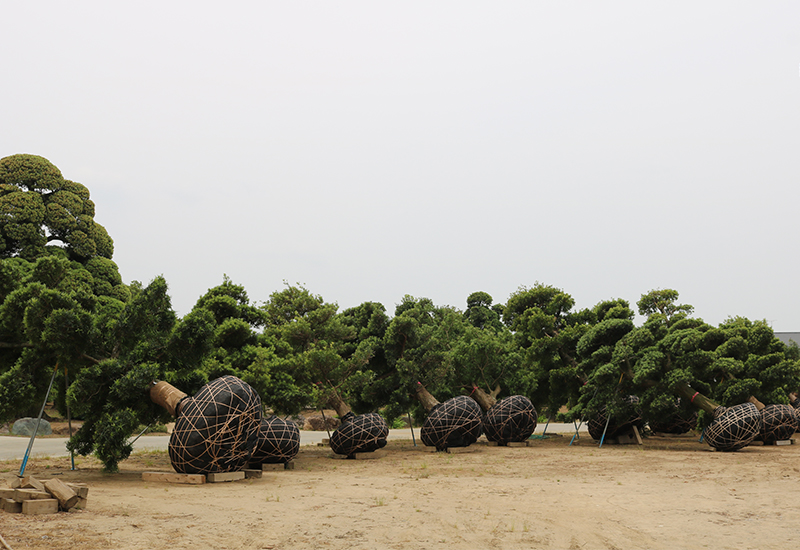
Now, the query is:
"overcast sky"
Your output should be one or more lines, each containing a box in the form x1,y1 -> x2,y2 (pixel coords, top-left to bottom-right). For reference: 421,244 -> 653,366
3,2 -> 799,329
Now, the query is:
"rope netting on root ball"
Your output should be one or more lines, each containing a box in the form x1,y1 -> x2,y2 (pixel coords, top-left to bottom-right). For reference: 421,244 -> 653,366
249,415 -> 301,466
703,402 -> 762,452
757,404 -> 798,444
587,396 -> 643,441
420,396 -> 483,451
482,395 -> 537,445
166,375 -> 262,474
329,412 -> 389,457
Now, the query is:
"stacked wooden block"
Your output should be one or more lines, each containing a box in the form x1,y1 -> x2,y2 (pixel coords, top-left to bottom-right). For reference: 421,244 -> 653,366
1,475 -> 89,515
141,461 -> 295,484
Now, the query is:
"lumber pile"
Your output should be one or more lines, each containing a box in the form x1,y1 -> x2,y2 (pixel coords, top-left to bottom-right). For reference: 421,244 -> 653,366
1,476 -> 88,515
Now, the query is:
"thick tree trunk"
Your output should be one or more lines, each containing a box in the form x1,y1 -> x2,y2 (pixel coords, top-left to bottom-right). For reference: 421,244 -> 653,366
415,383 -> 440,413
471,385 -> 497,411
150,381 -> 188,417
673,383 -> 719,415
326,391 -> 352,419
747,396 -> 766,410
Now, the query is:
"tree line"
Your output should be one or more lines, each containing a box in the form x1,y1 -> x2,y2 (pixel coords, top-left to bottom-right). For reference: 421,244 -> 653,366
2,154 -> 799,471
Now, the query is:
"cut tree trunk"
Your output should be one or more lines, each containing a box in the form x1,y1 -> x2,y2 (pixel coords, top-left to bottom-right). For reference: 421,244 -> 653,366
470,386 -> 497,411
150,381 -> 188,417
415,383 -> 440,413
326,391 -> 352,419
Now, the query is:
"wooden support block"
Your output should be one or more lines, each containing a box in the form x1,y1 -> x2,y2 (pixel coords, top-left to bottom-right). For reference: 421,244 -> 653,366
142,472 -> 206,485
419,445 -> 438,453
446,446 -> 475,454
206,471 -> 245,483
10,477 -> 21,488
0,488 -> 16,499
2,498 -> 22,513
244,469 -> 262,479
283,461 -> 295,470
614,432 -> 638,445
20,476 -> 46,492
776,439 -> 795,446
22,498 -> 59,515
506,442 -> 527,448
65,483 -> 89,499
354,450 -> 387,460
486,441 -> 499,447
14,488 -> 51,501
44,479 -> 79,510
74,497 -> 88,509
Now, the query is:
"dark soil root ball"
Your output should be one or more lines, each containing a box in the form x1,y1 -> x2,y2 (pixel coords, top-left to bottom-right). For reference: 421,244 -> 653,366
758,404 -> 798,444
420,396 -> 483,451
169,375 -> 262,474
483,395 -> 537,444
329,412 -> 389,457
704,402 -> 762,452
249,415 -> 301,466
587,396 -> 643,441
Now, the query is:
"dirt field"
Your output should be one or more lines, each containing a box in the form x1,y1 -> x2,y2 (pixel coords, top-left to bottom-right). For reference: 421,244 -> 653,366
1,434 -> 797,550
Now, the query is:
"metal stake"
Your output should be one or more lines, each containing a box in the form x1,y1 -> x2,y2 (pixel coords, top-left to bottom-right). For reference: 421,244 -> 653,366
19,364 -> 59,477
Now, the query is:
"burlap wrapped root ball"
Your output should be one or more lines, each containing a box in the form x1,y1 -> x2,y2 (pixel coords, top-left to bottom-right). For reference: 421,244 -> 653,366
704,402 -> 762,452
329,412 -> 389,457
169,375 -> 262,474
249,415 -> 301,466
587,396 -> 643,441
757,404 -> 798,444
483,395 -> 537,445
421,395 -> 483,451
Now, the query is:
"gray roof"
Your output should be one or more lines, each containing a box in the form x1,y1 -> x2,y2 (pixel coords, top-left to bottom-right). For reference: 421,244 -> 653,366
774,332 -> 800,347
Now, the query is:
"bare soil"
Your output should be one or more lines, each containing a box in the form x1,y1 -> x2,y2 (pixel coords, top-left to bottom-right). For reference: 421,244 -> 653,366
1,434 -> 798,550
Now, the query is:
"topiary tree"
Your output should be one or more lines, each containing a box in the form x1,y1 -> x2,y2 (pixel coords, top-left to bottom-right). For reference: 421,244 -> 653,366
0,154 -> 113,261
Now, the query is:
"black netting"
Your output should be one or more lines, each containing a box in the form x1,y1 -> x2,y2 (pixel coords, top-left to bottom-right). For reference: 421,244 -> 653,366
588,396 -> 642,441
249,415 -> 301,466
169,375 -> 262,474
420,396 -> 483,451
483,395 -> 537,444
329,412 -> 389,457
758,404 -> 798,443
704,402 -> 762,452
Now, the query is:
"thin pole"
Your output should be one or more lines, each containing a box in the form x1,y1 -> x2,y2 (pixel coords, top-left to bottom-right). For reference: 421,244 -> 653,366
128,424 -> 152,446
542,415 -> 551,436
569,420 -> 583,446
407,412 -> 417,446
65,367 -> 75,471
20,364 -> 59,477
598,411 -> 613,448
319,409 -> 332,439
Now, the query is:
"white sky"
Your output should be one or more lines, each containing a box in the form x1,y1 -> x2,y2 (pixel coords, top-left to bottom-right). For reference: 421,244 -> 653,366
3,2 -> 799,329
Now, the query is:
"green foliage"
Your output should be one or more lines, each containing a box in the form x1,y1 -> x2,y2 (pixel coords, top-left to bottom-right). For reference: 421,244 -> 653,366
0,154 -> 113,261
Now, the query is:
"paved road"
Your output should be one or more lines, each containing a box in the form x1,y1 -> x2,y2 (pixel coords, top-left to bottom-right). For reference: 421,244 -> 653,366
0,423 -> 588,461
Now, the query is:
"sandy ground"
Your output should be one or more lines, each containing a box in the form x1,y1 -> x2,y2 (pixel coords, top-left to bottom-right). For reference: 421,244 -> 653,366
1,434 -> 798,550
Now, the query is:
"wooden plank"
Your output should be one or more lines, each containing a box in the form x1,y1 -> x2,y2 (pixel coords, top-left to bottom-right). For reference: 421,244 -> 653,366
10,477 -> 21,488
22,499 -> 59,515
14,489 -> 51,501
65,483 -> 89,498
776,439 -> 795,446
244,469 -> 262,479
74,497 -> 88,509
142,472 -> 206,485
284,461 -> 296,470
43,479 -> 79,510
0,488 -> 16,499
506,442 -> 527,448
632,425 -> 644,446
446,446 -> 475,454
2,498 -> 22,513
206,471 -> 245,483
261,463 -> 287,471
20,476 -> 46,492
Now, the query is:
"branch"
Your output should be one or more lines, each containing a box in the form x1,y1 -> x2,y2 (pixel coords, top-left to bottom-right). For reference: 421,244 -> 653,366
0,342 -> 33,349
